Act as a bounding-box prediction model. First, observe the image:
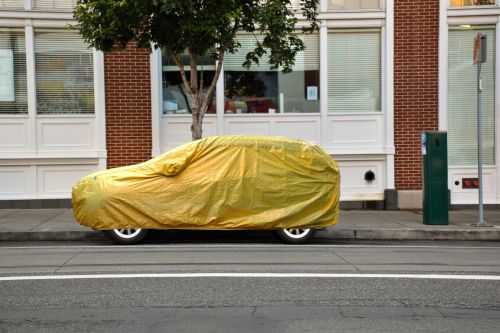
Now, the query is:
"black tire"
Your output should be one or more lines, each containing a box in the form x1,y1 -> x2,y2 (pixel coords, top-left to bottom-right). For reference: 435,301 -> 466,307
275,228 -> 316,244
106,228 -> 149,245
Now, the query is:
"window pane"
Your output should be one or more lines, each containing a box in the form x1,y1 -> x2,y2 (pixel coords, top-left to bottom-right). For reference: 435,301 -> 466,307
0,0 -> 24,9
224,33 -> 319,114
328,29 -> 381,113
35,30 -> 94,114
0,28 -> 28,114
448,26 -> 495,165
328,0 -> 381,10
35,0 -> 76,10
449,0 -> 496,6
162,51 -> 216,114
282,34 -> 320,113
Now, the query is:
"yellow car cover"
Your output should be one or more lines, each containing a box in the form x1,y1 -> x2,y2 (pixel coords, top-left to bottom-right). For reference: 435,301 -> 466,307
72,136 -> 340,231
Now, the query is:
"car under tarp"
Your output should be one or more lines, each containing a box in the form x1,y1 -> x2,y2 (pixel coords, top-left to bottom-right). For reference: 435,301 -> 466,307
72,136 -> 340,231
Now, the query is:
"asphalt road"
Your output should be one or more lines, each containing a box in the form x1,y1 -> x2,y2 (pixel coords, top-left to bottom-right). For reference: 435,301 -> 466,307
1,240 -> 500,332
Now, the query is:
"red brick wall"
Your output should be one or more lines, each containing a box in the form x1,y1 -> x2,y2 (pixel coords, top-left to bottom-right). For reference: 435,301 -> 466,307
394,0 -> 439,190
104,43 -> 152,168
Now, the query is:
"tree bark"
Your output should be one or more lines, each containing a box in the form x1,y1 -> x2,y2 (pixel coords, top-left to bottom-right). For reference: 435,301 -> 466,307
191,107 -> 203,140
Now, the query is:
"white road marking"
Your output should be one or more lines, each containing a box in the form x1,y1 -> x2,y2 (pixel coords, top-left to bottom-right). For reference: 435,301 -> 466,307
1,244 -> 500,250
1,273 -> 500,282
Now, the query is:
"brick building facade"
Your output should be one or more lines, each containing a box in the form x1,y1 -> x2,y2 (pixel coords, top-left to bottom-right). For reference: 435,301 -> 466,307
1,0 -> 499,208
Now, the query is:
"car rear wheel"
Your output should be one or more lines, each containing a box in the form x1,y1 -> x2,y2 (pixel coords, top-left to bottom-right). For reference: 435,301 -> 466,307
275,228 -> 316,244
106,228 -> 149,245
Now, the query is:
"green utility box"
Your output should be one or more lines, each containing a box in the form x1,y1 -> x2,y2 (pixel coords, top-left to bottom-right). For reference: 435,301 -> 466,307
422,131 -> 449,225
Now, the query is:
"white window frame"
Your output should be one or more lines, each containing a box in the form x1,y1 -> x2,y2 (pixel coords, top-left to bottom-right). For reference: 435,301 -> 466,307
0,15 -> 107,161
440,0 -> 500,204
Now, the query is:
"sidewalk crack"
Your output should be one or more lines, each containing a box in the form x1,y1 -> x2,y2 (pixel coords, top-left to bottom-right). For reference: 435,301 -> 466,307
31,210 -> 69,231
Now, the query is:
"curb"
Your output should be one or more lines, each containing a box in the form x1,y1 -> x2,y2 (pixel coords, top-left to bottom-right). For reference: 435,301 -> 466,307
0,231 -> 107,242
320,229 -> 500,241
0,229 -> 499,242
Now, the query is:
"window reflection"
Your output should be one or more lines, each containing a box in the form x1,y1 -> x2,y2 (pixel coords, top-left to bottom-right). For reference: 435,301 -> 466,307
224,34 -> 319,114
449,0 -> 496,5
225,71 -> 278,113
162,53 -> 216,114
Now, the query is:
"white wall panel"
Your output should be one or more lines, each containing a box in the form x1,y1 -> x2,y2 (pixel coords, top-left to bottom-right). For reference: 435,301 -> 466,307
0,162 -> 99,199
274,119 -> 321,144
224,115 -> 321,143
0,119 -> 29,149
37,164 -> 97,197
161,115 -> 218,151
225,120 -> 272,136
449,167 -> 497,204
0,166 -> 33,197
335,159 -> 385,201
326,114 -> 384,149
37,118 -> 94,150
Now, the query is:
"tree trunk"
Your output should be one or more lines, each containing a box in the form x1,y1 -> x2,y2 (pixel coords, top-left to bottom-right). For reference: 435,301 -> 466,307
191,106 -> 203,140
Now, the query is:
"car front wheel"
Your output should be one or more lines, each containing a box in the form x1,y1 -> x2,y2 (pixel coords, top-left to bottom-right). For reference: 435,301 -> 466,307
275,228 -> 316,244
106,228 -> 149,245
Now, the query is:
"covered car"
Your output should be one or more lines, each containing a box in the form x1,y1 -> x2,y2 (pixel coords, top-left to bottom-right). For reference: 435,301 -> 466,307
72,136 -> 340,244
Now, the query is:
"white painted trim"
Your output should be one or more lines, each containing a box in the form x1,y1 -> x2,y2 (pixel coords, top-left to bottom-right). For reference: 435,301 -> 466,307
448,16 -> 499,25
94,50 -> 107,170
324,19 -> 384,28
0,11 -> 73,20
0,157 -> 105,165
31,19 -> 75,28
439,0 -> 448,131
384,0 -> 394,190
320,0 -> 327,12
0,151 -> 107,159
318,12 -> 385,21
325,147 -> 394,155
25,24 -> 36,157
320,24 -> 328,147
23,0 -> 33,10
150,49 -> 162,157
496,20 -> 500,202
0,19 -> 27,27
448,8 -> 500,17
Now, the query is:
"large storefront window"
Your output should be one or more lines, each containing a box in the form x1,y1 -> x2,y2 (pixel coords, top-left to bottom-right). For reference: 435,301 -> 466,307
449,0 -> 496,6
162,52 -> 216,115
35,30 -> 94,114
328,29 -> 381,113
0,28 -> 28,114
224,34 -> 319,114
448,26 -> 495,165
328,0 -> 381,10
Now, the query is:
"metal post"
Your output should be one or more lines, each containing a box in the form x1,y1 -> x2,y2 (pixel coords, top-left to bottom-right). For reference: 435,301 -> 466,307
477,60 -> 484,226
473,33 -> 491,228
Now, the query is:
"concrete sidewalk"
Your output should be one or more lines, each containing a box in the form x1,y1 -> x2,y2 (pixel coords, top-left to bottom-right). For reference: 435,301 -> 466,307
0,208 -> 499,242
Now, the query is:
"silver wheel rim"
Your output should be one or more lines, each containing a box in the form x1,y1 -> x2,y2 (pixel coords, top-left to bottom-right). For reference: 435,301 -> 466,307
282,228 -> 311,239
112,228 -> 142,239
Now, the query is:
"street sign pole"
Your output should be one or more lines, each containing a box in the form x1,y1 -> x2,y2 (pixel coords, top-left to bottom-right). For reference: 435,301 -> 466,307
477,54 -> 484,226
473,33 -> 490,227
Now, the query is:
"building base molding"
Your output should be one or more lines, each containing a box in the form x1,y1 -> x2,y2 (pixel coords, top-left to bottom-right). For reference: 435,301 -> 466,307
397,190 -> 423,210
0,199 -> 72,209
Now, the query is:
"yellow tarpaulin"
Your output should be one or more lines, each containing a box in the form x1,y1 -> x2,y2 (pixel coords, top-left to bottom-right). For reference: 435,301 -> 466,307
72,136 -> 340,231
